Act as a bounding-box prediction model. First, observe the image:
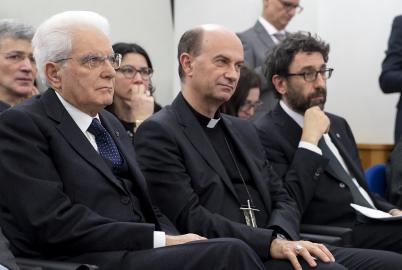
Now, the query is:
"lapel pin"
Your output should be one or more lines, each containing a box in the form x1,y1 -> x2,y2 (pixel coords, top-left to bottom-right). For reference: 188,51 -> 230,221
115,131 -> 120,137
336,133 -> 340,138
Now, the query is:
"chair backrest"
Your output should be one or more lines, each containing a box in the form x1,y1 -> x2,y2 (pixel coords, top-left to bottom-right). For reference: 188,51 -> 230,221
364,163 -> 386,198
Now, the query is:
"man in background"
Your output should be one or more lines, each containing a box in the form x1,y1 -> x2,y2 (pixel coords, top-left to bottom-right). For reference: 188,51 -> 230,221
238,0 -> 302,119
0,19 -> 37,112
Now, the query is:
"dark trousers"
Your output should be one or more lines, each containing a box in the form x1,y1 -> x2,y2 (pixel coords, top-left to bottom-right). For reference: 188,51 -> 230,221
353,220 -> 402,253
68,238 -> 265,270
264,245 -> 402,270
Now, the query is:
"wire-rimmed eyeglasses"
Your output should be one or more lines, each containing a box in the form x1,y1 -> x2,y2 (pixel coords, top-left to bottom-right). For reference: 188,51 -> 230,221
278,0 -> 303,14
54,53 -> 122,70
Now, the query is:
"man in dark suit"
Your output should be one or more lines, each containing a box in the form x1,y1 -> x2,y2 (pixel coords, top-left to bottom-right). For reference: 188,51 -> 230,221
135,24 -> 402,270
379,15 -> 402,144
255,31 -> 402,254
0,19 -> 38,111
237,0 -> 303,118
0,11 -> 267,270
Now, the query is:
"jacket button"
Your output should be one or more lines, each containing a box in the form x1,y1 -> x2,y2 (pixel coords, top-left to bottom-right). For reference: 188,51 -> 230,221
339,183 -> 346,188
121,196 -> 130,204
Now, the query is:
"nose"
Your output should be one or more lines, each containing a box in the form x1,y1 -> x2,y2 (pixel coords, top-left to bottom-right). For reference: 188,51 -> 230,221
20,57 -> 34,72
101,60 -> 116,79
314,72 -> 326,88
131,71 -> 144,84
225,65 -> 239,82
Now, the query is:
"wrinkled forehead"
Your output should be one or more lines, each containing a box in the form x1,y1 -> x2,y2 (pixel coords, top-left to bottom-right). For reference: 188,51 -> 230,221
200,30 -> 244,59
69,25 -> 113,55
0,37 -> 32,52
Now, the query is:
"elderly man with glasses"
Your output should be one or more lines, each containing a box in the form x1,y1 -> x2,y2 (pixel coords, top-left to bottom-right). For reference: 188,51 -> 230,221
0,11 -> 268,270
255,31 -> 402,255
238,0 -> 303,119
0,19 -> 38,112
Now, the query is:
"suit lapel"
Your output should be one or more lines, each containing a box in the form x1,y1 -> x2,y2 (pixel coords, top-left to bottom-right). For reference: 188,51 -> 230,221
42,90 -> 126,193
171,95 -> 239,201
222,116 -> 272,212
254,21 -> 275,49
272,105 -> 303,148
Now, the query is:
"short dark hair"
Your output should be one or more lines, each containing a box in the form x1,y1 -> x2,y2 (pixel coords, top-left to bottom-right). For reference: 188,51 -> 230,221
221,65 -> 261,116
177,27 -> 203,81
112,42 -> 155,93
263,31 -> 330,98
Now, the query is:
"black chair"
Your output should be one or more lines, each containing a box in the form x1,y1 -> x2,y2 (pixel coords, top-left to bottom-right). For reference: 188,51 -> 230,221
16,258 -> 98,270
300,224 -> 353,247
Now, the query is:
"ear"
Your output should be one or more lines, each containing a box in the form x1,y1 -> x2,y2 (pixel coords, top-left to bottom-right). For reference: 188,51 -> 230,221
179,53 -> 193,77
272,74 -> 287,96
45,62 -> 62,90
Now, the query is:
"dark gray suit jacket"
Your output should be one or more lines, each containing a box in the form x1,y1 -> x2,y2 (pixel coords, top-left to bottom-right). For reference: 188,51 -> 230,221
237,21 -> 279,117
255,105 -> 395,227
135,94 -> 301,260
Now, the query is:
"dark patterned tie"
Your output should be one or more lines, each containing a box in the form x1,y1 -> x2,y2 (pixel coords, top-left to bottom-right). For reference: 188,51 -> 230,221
87,118 -> 123,168
273,32 -> 286,42
318,138 -> 373,208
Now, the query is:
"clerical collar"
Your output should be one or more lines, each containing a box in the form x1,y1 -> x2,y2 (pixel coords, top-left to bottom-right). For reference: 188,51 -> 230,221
181,93 -> 221,128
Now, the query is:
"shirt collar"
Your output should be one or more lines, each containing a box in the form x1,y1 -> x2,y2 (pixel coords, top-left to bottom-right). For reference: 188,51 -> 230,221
258,16 -> 286,37
181,93 -> 221,128
55,91 -> 100,133
279,100 -> 304,128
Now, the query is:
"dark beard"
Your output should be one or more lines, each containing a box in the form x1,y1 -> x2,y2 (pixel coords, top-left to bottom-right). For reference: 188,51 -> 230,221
286,87 -> 327,114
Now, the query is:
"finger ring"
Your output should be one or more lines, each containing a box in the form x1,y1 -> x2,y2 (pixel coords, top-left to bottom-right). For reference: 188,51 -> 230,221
295,243 -> 303,255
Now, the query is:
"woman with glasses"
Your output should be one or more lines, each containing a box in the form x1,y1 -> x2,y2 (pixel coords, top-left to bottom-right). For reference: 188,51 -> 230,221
107,42 -> 161,139
221,65 -> 262,120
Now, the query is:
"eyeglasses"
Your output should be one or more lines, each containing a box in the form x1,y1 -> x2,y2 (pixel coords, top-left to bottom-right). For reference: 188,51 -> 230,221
55,53 -> 122,70
240,100 -> 263,111
278,0 -> 303,14
1,51 -> 35,64
117,65 -> 153,80
285,68 -> 334,82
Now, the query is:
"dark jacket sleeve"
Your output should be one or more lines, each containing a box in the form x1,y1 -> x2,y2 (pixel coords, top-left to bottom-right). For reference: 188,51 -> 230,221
0,109 -> 155,256
379,15 -> 402,94
135,118 -> 275,260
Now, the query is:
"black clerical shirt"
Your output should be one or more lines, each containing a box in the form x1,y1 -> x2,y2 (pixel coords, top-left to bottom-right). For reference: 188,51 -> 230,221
182,95 -> 269,227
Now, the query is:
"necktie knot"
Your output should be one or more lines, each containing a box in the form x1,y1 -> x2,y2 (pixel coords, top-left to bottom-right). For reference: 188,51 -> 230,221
273,32 -> 286,42
87,118 -> 123,168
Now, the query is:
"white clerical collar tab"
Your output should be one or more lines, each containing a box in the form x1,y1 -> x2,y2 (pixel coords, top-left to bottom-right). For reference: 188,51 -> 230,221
206,118 -> 220,128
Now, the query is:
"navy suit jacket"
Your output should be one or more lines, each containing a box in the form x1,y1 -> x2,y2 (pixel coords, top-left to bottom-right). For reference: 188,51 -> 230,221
135,94 -> 300,260
255,105 -> 395,227
0,89 -> 176,260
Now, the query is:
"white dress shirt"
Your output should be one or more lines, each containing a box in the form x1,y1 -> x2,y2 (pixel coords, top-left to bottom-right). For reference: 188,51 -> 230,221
280,101 -> 376,208
258,16 -> 286,44
55,92 -> 166,248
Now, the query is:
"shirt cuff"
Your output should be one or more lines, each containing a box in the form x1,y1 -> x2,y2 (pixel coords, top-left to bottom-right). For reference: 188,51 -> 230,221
153,231 -> 166,248
298,141 -> 322,155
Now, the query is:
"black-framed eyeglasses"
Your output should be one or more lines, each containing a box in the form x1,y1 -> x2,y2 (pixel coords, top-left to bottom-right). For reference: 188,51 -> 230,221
285,68 -> 334,82
278,0 -> 303,14
54,53 -> 122,70
117,65 -> 153,80
1,51 -> 36,64
240,100 -> 263,111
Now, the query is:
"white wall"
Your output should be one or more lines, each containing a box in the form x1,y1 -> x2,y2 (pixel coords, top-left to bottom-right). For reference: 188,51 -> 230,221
0,0 -> 174,106
175,0 -> 402,144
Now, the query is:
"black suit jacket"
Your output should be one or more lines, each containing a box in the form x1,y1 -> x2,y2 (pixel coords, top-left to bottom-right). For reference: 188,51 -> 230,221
0,89 -> 176,260
0,101 -> 10,113
135,94 -> 300,260
254,105 -> 395,227
379,15 -> 402,143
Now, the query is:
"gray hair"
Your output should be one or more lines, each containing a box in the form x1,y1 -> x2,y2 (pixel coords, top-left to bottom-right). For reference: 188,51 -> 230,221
0,19 -> 34,47
32,11 -> 110,86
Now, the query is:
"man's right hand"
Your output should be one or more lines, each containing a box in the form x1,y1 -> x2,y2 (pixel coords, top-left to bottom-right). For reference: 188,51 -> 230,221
270,239 -> 335,270
165,234 -> 207,246
301,106 -> 330,145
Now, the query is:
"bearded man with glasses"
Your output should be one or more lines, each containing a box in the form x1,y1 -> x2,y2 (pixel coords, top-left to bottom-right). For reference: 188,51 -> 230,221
255,31 -> 402,255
